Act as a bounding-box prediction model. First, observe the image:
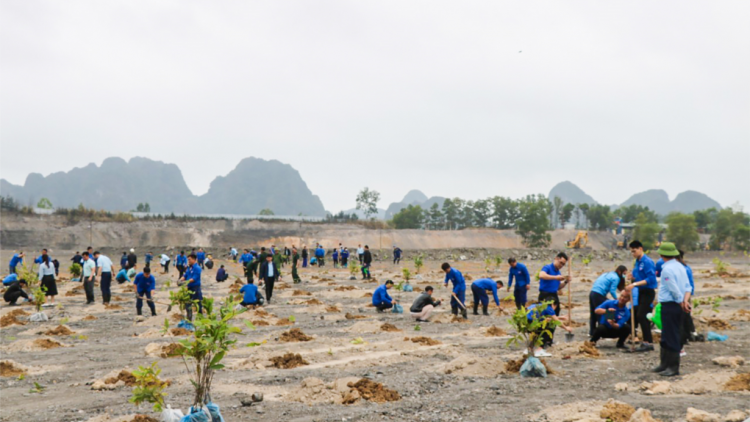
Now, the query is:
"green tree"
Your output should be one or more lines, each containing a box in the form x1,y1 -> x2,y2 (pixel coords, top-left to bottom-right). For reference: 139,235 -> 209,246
427,203 -> 443,229
442,198 -> 460,230
709,208 -> 750,250
516,194 -> 552,247
614,204 -> 658,223
633,212 -> 660,250
36,198 -> 53,209
665,213 -> 699,251
587,205 -> 613,231
258,208 -> 275,216
693,208 -> 716,232
732,224 -> 750,251
490,196 -> 519,229
460,199 -> 475,228
356,187 -> 381,220
559,203 -> 575,228
578,203 -> 591,229
472,199 -> 491,227
392,205 -> 425,229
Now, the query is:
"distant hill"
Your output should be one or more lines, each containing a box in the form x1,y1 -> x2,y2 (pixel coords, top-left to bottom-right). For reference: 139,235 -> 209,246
548,181 -> 598,205
384,190 -> 446,219
620,189 -> 672,215
1,157 -> 327,216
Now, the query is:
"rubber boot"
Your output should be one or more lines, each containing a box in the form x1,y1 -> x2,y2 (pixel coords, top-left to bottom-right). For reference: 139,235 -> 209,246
473,303 -> 479,316
651,348 -> 668,373
659,351 -> 680,377
451,306 -> 458,317
461,308 -> 468,320
137,308 -> 142,316
151,308 -> 157,317
482,304 -> 489,316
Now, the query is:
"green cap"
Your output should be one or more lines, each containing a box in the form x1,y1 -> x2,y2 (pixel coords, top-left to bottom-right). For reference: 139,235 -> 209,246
656,242 -> 680,257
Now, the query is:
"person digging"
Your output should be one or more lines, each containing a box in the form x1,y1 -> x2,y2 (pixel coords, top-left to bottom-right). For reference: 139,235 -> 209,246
470,277 -> 503,316
442,263 -> 468,319
134,266 -> 157,317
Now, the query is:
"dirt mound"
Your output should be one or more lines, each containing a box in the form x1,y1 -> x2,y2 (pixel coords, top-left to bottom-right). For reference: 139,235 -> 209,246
254,308 -> 270,317
271,353 -> 309,369
280,328 -> 313,342
252,320 -> 270,326
531,400 -> 606,422
170,313 -> 183,322
292,290 -> 310,296
0,309 -> 29,327
325,306 -> 340,313
450,316 -> 470,324
169,328 -> 192,336
104,304 -> 123,310
335,286 -> 356,291
131,415 -> 158,422
410,336 -> 441,346
706,318 -> 734,330
0,360 -> 26,377
45,325 -> 75,336
105,370 -> 137,386
145,342 -> 184,358
580,341 -> 601,358
600,399 -> 635,422
34,338 -> 64,350
345,313 -> 366,320
485,325 -> 507,336
82,315 -> 98,321
275,319 -> 294,326
362,292 -> 373,298
380,323 -> 401,332
346,378 -> 400,403
730,309 -> 750,322
344,321 -> 383,334
305,298 -> 324,305
505,358 -> 524,373
65,285 -> 84,296
724,373 -> 750,391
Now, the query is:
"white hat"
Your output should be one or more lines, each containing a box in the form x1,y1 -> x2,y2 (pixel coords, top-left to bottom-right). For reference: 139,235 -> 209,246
130,248 -> 135,252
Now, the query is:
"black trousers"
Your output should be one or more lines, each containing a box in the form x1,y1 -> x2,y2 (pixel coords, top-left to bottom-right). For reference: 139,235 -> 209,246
591,324 -> 631,346
660,302 -> 683,353
84,276 -> 96,303
376,302 -> 393,312
681,310 -> 696,346
4,291 -> 25,304
264,277 -> 275,303
538,291 -> 560,316
177,265 -> 186,279
359,254 -> 364,264
136,289 -> 156,315
100,272 -> 112,304
589,291 -> 607,336
534,324 -> 557,348
635,288 -> 655,343
393,257 -> 400,264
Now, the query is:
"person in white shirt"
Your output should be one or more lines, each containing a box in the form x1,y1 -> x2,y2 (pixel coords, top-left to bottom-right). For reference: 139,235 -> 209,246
160,253 -> 171,273
81,252 -> 97,304
38,255 -> 58,306
94,251 -> 114,305
357,244 -> 365,265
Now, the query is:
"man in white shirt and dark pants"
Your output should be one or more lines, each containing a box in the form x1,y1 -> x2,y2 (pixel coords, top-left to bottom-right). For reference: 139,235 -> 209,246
82,252 -> 97,304
94,251 -> 114,305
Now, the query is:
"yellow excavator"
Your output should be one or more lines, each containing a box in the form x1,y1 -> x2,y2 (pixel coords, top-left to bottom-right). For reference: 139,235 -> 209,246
566,231 -> 589,249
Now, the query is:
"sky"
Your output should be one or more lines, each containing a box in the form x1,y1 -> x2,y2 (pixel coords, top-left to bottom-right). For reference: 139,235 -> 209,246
2,1 -> 749,213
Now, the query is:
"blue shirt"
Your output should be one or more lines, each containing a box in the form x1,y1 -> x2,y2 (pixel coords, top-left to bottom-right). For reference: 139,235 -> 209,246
9,254 -> 23,268
240,283 -> 258,304
341,250 -> 349,259
632,255 -> 658,289
145,253 -> 153,263
655,258 -> 664,277
116,268 -> 130,283
133,272 -> 156,292
2,274 -> 18,286
658,259 -> 688,303
596,299 -> 631,328
315,247 -> 325,258
120,255 -> 128,267
539,263 -> 562,293
196,252 -> 206,262
372,284 -> 393,305
684,264 -> 694,295
185,263 -> 202,291
508,263 -> 530,289
591,271 -> 620,299
527,303 -> 555,322
176,254 -> 188,266
472,278 -> 500,306
394,248 -> 402,258
443,268 -> 466,294
332,250 -> 339,259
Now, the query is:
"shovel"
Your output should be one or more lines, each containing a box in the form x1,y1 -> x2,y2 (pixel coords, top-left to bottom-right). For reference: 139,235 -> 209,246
137,294 -> 173,312
565,257 -> 575,343
623,295 -> 638,353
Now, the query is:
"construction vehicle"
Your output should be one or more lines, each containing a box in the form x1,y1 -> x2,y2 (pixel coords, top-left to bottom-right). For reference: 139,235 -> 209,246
566,231 -> 589,249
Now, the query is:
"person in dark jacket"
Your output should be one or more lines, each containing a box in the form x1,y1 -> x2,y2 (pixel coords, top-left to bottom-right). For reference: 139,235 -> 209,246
409,286 -> 441,322
70,251 -> 83,268
301,246 -> 308,268
393,246 -> 402,264
259,254 -> 280,304
361,246 -> 373,280
120,252 -> 128,271
3,279 -> 29,305
291,247 -> 301,284
127,249 -> 137,269
216,265 -> 228,282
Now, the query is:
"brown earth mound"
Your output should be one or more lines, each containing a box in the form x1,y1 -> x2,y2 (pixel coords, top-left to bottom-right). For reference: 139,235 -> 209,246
724,373 -> 750,391
104,304 -> 123,310
254,308 -> 270,317
169,328 -> 192,336
0,361 -> 26,377
335,286 -> 357,291
45,325 -> 75,336
380,323 -> 401,332
276,319 -> 294,326
305,298 -> 324,305
163,343 -> 185,357
131,415 -> 159,422
170,313 -> 183,322
270,353 -> 309,369
362,292 -> 373,298
346,378 -> 400,403
0,309 -> 29,327
345,313 -> 366,320
410,336 -> 441,346
485,326 -> 507,336
707,318 -> 734,330
580,341 -> 601,358
105,370 -> 137,386
292,290 -> 310,296
599,399 -> 635,422
451,316 -> 470,324
325,306 -> 340,313
280,328 -> 313,342
505,358 -> 524,373
34,338 -> 63,350
253,320 -> 270,326
82,315 -> 98,321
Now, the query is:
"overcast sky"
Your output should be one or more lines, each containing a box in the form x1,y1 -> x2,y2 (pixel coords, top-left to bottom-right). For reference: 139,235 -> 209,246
2,1 -> 749,213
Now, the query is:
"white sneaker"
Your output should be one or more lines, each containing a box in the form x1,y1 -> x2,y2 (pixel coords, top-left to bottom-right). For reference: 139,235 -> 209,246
680,350 -> 687,357
534,349 -> 552,357
654,328 -> 662,334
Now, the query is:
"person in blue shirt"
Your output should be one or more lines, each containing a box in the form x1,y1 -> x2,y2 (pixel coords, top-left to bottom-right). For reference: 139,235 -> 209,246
133,267 -> 157,317
624,240 -> 658,352
651,242 -> 692,377
145,252 -> 153,269
538,252 -> 570,316
238,249 -> 250,266
506,258 -> 530,310
196,248 -> 206,269
120,252 -> 128,271
332,249 -> 339,268
591,290 -> 632,348
3,273 -> 19,286
9,252 -> 24,274
589,265 -> 627,336
230,247 -> 238,263
315,245 -> 325,267
340,248 -> 350,268
179,254 -> 203,320
116,268 -> 131,284
442,263 -> 468,319
655,258 -> 664,278
373,280 -> 397,312
677,250 -> 696,352
175,251 -> 188,279
526,302 -> 572,356
470,278 -> 503,316
239,281 -> 261,307
34,248 -> 50,265
215,265 -> 228,282
393,246 -> 403,264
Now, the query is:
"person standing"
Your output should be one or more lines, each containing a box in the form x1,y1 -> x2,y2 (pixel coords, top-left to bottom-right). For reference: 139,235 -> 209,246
589,265 -> 627,336
291,247 -> 301,284
362,245 -> 372,280
341,248 -> 350,268
81,252 -> 97,304
393,246 -> 402,265
248,251 -> 260,283
538,252 -> 570,316
507,258 -> 530,310
259,254 -> 280,304
301,246 -> 309,268
357,244 -> 365,265
315,245 -> 325,267
230,247 -> 238,262
38,255 -> 58,306
127,248 -> 137,269
175,251 -> 187,278
196,248 -> 206,269
94,251 -> 114,305
442,263 -> 468,319
625,240 -> 658,352
134,267 -> 157,317
332,248 -> 339,268
677,250 -> 696,356
34,248 -> 51,265
70,251 -> 83,268
651,242 -> 691,376
120,252 -> 128,271
9,251 -> 24,274
180,254 -> 203,320
144,251 -> 153,269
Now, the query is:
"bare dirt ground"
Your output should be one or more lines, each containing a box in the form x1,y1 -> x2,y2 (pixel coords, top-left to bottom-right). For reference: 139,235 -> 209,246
1,250 -> 749,422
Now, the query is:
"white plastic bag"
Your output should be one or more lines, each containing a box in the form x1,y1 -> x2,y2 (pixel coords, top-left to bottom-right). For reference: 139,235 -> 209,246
161,405 -> 184,422
29,312 -> 49,322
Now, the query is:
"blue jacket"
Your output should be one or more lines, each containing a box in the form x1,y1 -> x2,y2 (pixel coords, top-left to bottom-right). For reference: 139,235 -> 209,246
145,253 -> 153,264
444,268 -> 466,294
315,247 -> 325,258
176,254 -> 188,266
596,299 -> 630,328
508,263 -> 530,289
216,268 -> 228,281
185,263 -> 202,292
332,250 -> 339,260
120,255 -> 128,267
372,284 -> 393,306
116,269 -> 130,283
527,303 -> 555,322
632,255 -> 657,289
655,258 -> 664,277
341,250 -> 350,259
133,272 -> 156,292
3,274 -> 18,286
393,248 -> 402,258
472,278 -> 500,306
539,263 -> 562,293
658,259 -> 688,303
196,252 -> 206,262
684,264 -> 694,295
591,271 -> 620,299
240,283 -> 258,304
9,254 -> 23,268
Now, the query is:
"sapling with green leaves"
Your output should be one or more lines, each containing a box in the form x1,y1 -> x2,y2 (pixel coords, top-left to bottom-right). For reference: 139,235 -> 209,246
169,286 -> 194,319
484,258 -> 492,273
413,255 -> 424,274
494,255 -> 503,271
69,263 -> 82,278
506,300 -> 562,357
129,362 -> 169,412
712,258 -> 729,275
